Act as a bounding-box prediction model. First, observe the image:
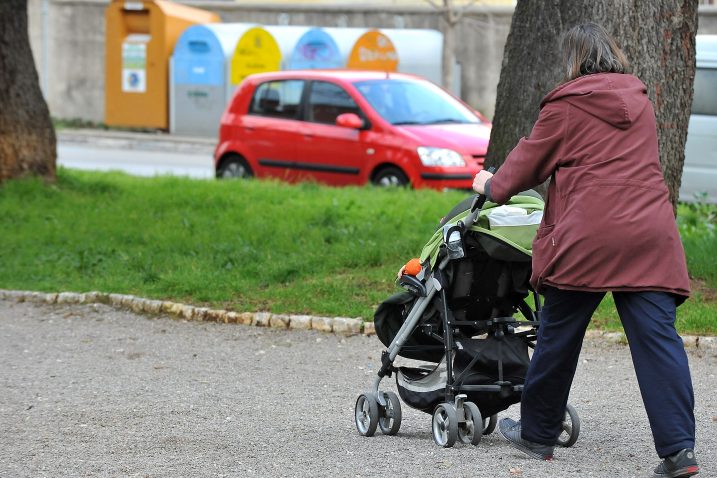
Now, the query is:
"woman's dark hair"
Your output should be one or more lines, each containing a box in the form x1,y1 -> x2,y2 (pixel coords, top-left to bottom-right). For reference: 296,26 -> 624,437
561,22 -> 629,81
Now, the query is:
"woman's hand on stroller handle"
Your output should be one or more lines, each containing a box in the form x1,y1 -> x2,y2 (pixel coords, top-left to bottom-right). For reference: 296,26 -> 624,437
472,168 -> 494,197
464,167 -> 496,229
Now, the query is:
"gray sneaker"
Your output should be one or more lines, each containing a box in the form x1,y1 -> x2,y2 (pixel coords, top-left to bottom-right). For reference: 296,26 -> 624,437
498,418 -> 555,461
653,449 -> 699,477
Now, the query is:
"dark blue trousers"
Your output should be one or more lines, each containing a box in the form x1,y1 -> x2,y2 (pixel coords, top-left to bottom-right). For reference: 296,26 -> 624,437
520,287 -> 695,458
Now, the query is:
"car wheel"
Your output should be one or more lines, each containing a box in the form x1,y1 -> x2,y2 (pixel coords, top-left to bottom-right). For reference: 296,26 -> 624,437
372,167 -> 409,187
217,155 -> 253,179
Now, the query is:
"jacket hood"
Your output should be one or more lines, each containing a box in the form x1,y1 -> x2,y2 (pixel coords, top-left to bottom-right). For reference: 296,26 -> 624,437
540,73 -> 649,130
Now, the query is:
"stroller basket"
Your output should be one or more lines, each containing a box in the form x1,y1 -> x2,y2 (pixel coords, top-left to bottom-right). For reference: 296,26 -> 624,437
397,334 -> 529,416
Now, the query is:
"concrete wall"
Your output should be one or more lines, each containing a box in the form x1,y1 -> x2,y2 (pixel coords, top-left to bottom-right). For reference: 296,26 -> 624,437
29,0 -> 108,123
25,1 -> 717,125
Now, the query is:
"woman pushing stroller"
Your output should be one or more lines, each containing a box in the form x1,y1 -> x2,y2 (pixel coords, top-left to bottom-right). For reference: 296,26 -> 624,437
472,23 -> 699,477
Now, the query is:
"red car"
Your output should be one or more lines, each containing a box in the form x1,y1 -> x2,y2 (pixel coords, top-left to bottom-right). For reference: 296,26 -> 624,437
214,70 -> 491,189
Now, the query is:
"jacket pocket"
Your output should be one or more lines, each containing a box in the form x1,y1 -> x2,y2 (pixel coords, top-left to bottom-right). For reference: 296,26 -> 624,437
531,224 -> 557,290
535,223 -> 555,240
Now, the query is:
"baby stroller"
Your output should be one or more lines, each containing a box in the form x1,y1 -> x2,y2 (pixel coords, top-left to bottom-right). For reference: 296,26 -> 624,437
354,190 -> 581,448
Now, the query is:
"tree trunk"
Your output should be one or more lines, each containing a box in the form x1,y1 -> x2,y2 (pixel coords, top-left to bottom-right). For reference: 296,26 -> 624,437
0,0 -> 56,183
486,0 -> 697,207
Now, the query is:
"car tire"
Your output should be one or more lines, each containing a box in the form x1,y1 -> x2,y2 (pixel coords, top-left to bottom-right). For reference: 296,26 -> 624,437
372,167 -> 409,187
217,155 -> 253,179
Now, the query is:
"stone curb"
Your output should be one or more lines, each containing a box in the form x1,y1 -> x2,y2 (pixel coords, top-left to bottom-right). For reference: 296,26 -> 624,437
2,289 -> 716,350
0,290 -> 372,337
584,329 -> 717,351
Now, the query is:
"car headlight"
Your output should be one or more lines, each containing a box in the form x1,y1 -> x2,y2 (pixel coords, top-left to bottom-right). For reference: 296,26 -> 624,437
417,147 -> 465,167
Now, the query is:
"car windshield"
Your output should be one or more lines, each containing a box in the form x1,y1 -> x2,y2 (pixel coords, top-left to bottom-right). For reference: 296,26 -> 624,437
353,79 -> 481,126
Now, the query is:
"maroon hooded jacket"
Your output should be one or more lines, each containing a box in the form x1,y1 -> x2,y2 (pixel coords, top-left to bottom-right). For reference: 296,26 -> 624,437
488,73 -> 690,302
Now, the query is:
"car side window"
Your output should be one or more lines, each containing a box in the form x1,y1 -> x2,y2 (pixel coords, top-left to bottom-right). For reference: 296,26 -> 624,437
692,68 -> 717,116
249,80 -> 304,120
307,81 -> 361,125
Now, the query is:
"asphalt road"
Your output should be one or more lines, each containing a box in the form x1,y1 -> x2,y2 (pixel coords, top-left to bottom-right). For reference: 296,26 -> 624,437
54,126 -> 717,203
57,143 -> 214,179
1,300 -> 715,478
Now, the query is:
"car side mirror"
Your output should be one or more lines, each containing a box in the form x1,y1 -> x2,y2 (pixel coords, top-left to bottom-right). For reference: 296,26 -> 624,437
336,113 -> 364,129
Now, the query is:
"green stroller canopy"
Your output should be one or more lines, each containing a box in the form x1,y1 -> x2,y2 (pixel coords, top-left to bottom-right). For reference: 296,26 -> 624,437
420,194 -> 545,268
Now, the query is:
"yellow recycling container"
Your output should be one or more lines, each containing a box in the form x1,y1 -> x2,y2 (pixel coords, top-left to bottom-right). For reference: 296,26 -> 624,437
229,26 -> 308,91
105,0 -> 219,129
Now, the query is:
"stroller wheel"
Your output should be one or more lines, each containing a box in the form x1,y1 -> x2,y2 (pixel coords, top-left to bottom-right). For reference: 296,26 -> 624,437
556,403 -> 581,447
432,403 -> 458,448
378,391 -> 402,435
458,401 -> 483,446
482,413 -> 498,436
355,393 -> 379,437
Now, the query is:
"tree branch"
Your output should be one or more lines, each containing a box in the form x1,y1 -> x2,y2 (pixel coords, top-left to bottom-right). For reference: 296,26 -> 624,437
445,0 -> 483,24
458,0 -> 482,15
423,0 -> 443,10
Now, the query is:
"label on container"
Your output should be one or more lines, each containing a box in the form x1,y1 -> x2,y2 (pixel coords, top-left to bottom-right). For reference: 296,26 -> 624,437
124,1 -> 144,11
231,27 -> 282,85
348,30 -> 398,71
122,35 -> 149,93
287,29 -> 342,70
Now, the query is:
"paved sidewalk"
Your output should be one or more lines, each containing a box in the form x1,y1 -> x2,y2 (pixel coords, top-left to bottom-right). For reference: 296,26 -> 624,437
57,129 -> 216,154
1,300 -> 715,477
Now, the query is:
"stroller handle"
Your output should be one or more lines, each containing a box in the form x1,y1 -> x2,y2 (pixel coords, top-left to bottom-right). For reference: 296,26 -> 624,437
463,166 -> 496,231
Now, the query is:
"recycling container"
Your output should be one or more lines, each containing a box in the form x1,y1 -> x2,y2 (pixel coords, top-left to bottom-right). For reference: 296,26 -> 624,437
287,28 -> 343,70
381,28 -> 443,85
170,23 -> 254,137
105,0 -> 219,129
230,25 -> 309,91
323,28 -> 399,71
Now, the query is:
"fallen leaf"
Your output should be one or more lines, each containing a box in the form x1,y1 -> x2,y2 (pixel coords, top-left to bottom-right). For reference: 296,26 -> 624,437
510,467 -> 523,476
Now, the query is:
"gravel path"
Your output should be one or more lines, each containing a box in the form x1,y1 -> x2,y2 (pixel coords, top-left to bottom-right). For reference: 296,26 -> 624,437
0,300 -> 714,478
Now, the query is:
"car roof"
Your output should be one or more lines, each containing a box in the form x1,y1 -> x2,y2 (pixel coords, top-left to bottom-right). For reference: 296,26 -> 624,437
243,69 -> 428,85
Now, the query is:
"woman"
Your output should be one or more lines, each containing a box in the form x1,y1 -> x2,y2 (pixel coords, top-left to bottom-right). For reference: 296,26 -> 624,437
473,23 -> 699,477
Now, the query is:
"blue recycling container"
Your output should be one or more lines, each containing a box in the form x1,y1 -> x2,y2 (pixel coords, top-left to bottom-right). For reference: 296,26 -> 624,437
170,23 -> 253,137
287,28 -> 343,70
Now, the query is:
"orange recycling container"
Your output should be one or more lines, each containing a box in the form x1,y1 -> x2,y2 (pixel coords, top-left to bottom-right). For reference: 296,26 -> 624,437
104,0 -> 219,129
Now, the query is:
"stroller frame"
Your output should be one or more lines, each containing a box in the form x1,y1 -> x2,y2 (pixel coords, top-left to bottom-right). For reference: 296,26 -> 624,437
374,251 -> 542,390
355,192 -> 581,448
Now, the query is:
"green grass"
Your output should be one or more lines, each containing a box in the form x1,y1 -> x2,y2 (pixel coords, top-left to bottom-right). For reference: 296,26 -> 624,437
591,294 -> 717,336
0,168 -> 464,318
677,199 -> 717,290
1,168 -> 715,335
52,117 -> 159,134
52,117 -> 109,130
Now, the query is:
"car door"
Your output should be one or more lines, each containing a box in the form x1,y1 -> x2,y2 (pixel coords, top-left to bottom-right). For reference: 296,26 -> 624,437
681,64 -> 717,203
240,79 -> 305,182
296,80 -> 370,186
